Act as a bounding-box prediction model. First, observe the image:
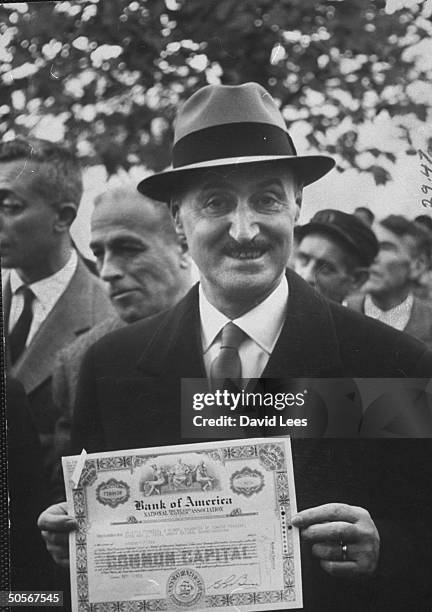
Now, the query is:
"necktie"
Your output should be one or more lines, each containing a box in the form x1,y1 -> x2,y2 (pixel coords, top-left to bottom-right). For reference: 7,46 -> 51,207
210,322 -> 246,384
8,286 -> 35,365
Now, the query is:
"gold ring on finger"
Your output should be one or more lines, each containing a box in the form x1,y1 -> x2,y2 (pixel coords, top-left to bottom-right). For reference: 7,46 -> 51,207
340,542 -> 348,562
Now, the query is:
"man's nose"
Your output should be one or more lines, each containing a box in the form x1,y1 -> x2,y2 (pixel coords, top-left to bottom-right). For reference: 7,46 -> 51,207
99,253 -> 124,282
228,203 -> 259,242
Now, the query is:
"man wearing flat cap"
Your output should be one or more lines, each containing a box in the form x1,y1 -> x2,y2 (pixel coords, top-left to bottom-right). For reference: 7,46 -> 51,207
294,209 -> 378,304
39,83 -> 432,611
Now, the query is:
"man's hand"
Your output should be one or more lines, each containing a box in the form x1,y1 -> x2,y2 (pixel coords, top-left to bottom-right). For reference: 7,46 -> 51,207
37,502 -> 78,568
291,503 -> 380,578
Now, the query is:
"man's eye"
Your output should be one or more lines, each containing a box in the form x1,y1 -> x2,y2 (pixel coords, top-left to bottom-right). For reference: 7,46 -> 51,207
120,244 -> 146,254
203,195 -> 232,213
254,194 -> 282,210
295,253 -> 309,266
0,200 -> 24,214
318,263 -> 336,275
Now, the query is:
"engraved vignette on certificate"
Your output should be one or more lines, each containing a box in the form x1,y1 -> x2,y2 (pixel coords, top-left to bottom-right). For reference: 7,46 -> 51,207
62,438 -> 302,611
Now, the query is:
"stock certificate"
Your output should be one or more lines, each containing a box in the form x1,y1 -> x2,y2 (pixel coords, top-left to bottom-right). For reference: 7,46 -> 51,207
63,438 -> 302,611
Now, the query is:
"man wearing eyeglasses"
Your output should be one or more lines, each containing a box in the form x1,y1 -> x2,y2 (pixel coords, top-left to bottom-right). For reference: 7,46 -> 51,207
0,137 -> 115,470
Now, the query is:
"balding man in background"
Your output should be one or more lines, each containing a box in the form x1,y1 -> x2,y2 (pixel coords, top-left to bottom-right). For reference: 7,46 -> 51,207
0,137 -> 115,469
347,215 -> 432,348
49,185 -> 192,498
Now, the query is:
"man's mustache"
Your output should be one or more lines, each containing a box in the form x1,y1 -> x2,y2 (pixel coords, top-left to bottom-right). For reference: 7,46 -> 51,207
221,238 -> 271,254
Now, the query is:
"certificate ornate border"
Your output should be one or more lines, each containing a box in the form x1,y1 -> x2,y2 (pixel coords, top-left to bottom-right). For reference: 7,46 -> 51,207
71,442 -> 298,611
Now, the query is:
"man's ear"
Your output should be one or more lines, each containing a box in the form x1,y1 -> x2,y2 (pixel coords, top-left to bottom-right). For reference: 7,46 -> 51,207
171,198 -> 183,228
294,188 -> 303,222
350,268 -> 369,292
171,200 -> 189,266
409,255 -> 428,282
176,229 -> 190,269
179,248 -> 191,270
54,202 -> 78,232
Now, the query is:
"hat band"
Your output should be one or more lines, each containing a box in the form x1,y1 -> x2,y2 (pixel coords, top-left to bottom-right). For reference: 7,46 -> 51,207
172,122 -> 297,168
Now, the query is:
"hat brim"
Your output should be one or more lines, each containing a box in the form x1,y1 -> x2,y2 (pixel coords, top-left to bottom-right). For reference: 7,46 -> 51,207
137,154 -> 335,203
296,221 -> 370,266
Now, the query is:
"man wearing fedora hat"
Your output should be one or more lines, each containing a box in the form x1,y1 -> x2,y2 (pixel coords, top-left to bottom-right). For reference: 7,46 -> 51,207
39,83 -> 432,610
294,209 -> 378,303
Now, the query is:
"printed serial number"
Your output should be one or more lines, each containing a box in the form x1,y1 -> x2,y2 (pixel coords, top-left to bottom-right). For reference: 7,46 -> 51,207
0,591 -> 63,607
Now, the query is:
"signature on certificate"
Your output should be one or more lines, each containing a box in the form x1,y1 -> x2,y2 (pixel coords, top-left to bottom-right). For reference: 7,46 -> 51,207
209,573 -> 259,591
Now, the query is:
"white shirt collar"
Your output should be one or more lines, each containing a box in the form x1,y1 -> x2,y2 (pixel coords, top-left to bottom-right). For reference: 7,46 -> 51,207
199,275 -> 288,354
9,249 -> 78,310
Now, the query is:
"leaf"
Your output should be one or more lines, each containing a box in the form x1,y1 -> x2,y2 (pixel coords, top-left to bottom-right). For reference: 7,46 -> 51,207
383,152 -> 396,163
367,148 -> 381,158
367,165 -> 392,186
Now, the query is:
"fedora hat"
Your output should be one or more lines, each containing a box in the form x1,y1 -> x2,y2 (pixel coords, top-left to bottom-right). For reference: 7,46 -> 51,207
138,82 -> 335,202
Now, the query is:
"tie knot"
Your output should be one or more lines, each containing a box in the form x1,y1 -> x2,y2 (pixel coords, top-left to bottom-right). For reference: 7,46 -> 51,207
19,285 -> 35,303
221,322 -> 245,350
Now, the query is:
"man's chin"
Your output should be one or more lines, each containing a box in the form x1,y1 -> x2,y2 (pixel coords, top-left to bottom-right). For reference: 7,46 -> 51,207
362,282 -> 384,296
220,273 -> 281,302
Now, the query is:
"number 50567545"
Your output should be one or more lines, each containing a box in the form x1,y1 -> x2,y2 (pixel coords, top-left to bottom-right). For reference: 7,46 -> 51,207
0,591 -> 63,606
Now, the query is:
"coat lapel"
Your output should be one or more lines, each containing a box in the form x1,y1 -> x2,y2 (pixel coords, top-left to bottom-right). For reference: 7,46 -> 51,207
137,272 -> 343,380
262,270 -> 343,377
11,261 -> 103,394
137,284 -> 206,379
133,286 -> 206,445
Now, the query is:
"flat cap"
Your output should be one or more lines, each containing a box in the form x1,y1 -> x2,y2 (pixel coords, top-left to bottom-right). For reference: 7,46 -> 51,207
297,209 -> 378,267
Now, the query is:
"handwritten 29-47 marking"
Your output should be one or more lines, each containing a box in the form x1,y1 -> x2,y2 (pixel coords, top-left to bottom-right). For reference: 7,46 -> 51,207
418,149 -> 432,208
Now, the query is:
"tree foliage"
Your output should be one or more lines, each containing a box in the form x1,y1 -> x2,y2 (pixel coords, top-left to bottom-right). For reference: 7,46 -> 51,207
0,0 -> 431,180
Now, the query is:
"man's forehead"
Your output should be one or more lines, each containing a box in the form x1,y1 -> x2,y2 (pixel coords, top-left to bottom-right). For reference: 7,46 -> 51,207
184,163 -> 297,191
90,225 -> 146,247
91,201 -> 170,247
374,224 -> 418,260
300,233 -> 347,259
0,158 -> 40,188
375,224 -> 404,246
92,196 -> 160,228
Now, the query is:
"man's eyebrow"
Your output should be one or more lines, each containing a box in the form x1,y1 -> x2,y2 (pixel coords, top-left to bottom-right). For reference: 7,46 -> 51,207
0,188 -> 21,199
316,257 -> 334,268
90,233 -> 145,250
199,178 -> 285,191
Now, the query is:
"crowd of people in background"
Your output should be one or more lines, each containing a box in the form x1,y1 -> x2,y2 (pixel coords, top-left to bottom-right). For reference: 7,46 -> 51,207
2,95 -> 432,607
292,207 -> 432,348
